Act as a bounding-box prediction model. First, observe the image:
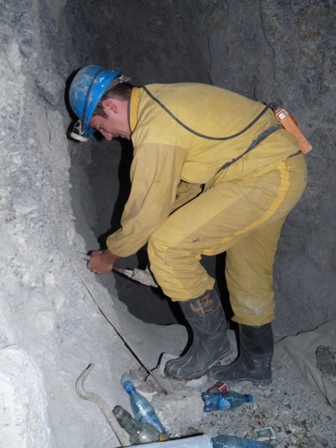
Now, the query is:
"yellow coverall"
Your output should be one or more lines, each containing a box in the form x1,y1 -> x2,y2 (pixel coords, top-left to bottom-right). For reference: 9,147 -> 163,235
106,83 -> 307,326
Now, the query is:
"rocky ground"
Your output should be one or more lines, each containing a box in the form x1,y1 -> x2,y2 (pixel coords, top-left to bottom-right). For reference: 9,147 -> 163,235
120,330 -> 336,448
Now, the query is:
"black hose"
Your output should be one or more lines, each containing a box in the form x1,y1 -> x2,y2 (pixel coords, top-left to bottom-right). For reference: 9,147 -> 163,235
142,85 -> 274,141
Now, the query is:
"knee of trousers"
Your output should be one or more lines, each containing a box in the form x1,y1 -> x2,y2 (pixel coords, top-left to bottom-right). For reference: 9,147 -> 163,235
148,230 -> 196,272
147,232 -> 215,301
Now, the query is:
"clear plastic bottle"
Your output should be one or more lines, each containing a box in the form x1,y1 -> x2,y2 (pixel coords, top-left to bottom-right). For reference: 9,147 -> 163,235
121,374 -> 170,439
112,405 -> 166,444
201,390 -> 253,412
212,435 -> 274,447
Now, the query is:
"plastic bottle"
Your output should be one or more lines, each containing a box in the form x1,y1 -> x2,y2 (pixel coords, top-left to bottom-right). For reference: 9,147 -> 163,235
201,390 -> 253,412
121,374 -> 170,439
206,381 -> 228,394
212,435 -> 274,448
112,405 -> 166,444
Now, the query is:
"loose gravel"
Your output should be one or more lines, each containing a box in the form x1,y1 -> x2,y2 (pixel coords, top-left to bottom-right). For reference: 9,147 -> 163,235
128,340 -> 336,447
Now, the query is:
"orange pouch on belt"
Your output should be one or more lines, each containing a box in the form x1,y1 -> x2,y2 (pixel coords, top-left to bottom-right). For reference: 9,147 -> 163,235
274,107 -> 313,154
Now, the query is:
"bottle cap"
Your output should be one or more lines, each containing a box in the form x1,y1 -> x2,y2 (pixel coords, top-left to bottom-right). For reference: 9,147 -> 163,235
245,394 -> 253,402
121,373 -> 133,387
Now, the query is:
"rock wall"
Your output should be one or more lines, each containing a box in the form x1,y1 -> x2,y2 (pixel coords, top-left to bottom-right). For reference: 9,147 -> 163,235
85,0 -> 336,338
185,0 -> 336,337
0,1 -> 186,446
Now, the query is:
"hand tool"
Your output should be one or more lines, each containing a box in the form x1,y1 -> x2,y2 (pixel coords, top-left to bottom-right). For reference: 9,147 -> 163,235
79,253 -> 158,288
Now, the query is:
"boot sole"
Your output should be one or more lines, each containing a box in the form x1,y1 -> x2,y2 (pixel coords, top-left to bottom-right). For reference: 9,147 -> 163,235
221,377 -> 272,386
165,348 -> 232,382
208,372 -> 272,386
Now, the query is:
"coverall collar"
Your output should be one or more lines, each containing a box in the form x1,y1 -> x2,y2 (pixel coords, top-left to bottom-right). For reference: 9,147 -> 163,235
129,87 -> 142,133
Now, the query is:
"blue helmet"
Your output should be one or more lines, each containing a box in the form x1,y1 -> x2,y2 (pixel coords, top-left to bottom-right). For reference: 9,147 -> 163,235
69,65 -> 124,142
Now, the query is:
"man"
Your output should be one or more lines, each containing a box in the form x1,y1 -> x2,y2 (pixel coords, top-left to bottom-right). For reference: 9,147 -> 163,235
68,65 -> 307,384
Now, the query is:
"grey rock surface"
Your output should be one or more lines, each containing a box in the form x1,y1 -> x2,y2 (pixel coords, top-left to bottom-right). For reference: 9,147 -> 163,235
84,0 -> 336,340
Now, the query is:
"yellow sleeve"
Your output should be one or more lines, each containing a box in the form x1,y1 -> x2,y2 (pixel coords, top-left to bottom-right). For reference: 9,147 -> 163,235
106,143 -> 188,257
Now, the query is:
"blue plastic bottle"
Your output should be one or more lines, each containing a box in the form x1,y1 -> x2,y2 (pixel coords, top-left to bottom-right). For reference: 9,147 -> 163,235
212,435 -> 274,447
202,390 -> 253,412
121,374 -> 170,439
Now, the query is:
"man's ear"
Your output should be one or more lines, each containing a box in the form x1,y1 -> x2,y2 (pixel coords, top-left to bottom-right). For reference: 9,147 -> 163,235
101,98 -> 117,116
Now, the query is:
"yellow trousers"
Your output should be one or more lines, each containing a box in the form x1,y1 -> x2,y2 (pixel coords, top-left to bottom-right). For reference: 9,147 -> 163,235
148,154 -> 307,326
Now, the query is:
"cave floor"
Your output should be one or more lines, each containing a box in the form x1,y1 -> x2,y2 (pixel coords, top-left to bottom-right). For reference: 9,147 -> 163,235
106,265 -> 336,447
129,351 -> 336,448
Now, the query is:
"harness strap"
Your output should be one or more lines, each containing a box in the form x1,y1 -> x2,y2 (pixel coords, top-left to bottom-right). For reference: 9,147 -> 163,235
217,124 -> 282,173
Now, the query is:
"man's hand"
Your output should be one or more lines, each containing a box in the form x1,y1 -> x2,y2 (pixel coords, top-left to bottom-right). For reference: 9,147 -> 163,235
87,249 -> 120,274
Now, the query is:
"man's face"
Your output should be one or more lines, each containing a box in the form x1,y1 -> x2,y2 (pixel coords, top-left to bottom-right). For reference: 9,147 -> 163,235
89,99 -> 131,141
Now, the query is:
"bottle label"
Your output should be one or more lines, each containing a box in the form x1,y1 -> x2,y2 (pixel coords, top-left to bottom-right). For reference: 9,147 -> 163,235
206,381 -> 228,393
219,398 -> 231,410
214,381 -> 228,392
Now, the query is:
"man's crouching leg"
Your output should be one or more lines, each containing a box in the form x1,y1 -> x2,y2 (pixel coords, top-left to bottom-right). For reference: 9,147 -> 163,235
164,289 -> 232,381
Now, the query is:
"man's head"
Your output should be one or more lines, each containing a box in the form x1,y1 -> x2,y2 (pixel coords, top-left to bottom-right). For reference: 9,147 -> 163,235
89,82 -> 133,141
93,83 -> 132,118
69,65 -> 132,142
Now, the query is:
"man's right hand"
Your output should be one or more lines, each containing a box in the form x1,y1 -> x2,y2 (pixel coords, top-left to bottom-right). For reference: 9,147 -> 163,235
87,249 -> 120,274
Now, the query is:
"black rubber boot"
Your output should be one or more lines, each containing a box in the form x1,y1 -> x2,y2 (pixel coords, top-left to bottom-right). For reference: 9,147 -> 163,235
208,323 -> 274,385
164,289 -> 232,381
